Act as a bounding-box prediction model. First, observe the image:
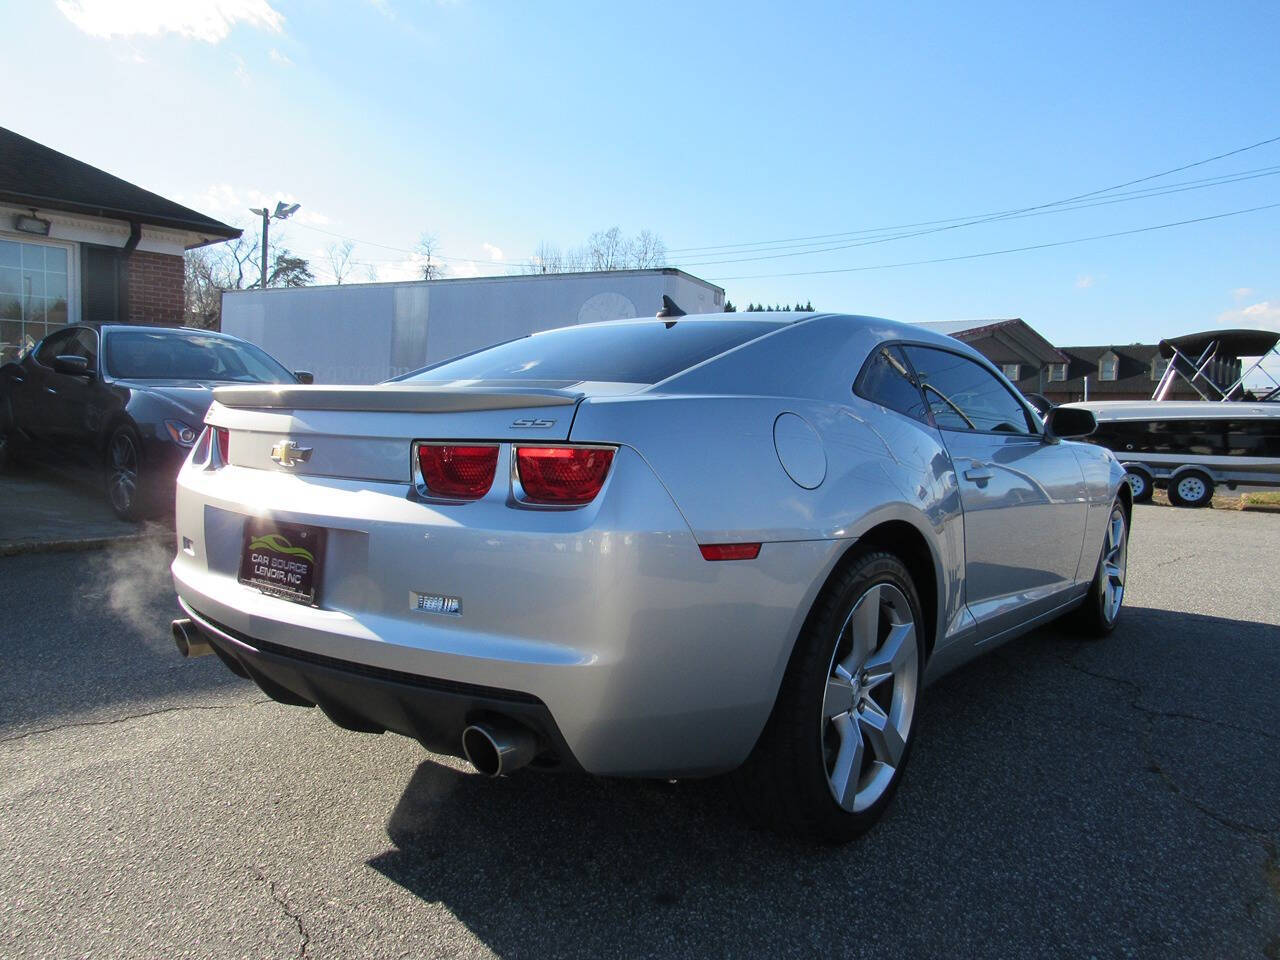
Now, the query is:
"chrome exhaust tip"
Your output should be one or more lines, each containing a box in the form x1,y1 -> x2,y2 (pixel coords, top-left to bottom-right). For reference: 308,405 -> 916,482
172,618 -> 213,658
461,721 -> 538,777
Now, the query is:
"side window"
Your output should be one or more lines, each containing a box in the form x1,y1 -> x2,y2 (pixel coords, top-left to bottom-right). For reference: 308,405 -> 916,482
901,346 -> 1034,435
855,345 -> 928,422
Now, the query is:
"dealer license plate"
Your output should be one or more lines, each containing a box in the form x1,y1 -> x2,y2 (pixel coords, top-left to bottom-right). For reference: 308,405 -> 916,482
237,519 -> 325,606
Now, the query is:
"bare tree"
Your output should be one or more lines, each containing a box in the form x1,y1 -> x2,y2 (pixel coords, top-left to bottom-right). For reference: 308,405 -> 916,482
183,225 -> 313,329
584,227 -> 626,270
326,239 -> 356,284
524,227 -> 666,274
626,229 -> 666,269
364,263 -> 380,282
416,233 -> 449,280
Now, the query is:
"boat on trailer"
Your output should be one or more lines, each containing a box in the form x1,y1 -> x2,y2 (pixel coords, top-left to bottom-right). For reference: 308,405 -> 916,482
1063,329 -> 1280,507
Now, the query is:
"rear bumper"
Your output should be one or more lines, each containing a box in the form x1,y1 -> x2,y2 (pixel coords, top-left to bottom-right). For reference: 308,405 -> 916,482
171,449 -> 847,777
182,601 -> 579,768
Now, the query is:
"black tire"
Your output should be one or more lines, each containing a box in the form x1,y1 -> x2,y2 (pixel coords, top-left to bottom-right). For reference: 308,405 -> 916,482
104,424 -> 150,522
1167,469 -> 1214,508
1072,498 -> 1129,637
1124,467 -> 1154,504
730,550 -> 925,843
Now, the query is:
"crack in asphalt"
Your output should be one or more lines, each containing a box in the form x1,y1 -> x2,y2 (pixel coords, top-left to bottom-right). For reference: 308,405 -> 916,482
252,865 -> 310,957
0,697 -> 274,745
1058,649 -> 1280,947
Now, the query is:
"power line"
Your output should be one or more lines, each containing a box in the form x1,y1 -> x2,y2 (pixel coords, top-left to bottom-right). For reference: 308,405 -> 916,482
668,133 -> 1280,254
673,165 -> 1280,268
706,201 -> 1280,281
290,133 -> 1280,273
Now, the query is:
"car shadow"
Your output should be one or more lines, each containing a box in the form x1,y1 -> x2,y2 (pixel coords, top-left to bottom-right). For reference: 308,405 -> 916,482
367,605 -> 1280,959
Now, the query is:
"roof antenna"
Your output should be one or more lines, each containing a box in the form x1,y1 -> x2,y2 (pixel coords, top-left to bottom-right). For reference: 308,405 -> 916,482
656,295 -> 685,327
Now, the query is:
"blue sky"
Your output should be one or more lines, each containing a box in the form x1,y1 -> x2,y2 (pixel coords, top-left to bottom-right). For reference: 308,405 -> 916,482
4,0 -> 1279,357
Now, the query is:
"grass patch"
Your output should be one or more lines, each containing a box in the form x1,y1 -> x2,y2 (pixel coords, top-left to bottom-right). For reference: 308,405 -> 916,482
1241,491 -> 1280,506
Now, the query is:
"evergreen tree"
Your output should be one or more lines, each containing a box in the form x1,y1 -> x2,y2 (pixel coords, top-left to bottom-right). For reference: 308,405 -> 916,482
723,300 -> 736,312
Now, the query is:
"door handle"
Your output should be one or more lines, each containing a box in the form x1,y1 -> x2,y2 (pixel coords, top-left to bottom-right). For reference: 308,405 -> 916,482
963,462 -> 994,481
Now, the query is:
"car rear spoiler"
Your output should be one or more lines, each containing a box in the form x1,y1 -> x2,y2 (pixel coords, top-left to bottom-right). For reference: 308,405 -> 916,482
212,384 -> 581,413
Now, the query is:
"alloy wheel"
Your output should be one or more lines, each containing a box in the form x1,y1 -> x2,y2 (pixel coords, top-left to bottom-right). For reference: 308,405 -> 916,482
108,433 -> 139,513
821,582 -> 919,813
1100,507 -> 1127,623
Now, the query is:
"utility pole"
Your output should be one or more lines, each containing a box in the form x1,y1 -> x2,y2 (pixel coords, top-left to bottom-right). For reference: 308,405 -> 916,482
248,201 -> 301,289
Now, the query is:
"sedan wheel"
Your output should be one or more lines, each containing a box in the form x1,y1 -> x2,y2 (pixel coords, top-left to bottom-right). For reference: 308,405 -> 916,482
105,426 -> 148,521
822,583 -> 919,813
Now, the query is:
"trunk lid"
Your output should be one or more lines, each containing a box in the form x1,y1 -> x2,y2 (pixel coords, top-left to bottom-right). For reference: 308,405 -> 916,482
205,382 -> 625,483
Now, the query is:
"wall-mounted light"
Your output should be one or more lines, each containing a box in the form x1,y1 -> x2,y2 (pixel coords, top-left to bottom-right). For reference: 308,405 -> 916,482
14,214 -> 51,236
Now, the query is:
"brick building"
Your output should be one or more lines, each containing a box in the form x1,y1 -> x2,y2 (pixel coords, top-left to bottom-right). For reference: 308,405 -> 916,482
931,318 -> 1200,404
0,127 -> 238,363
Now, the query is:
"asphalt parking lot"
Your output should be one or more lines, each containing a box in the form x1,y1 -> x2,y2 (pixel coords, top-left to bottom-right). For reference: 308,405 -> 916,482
2,505 -> 1277,959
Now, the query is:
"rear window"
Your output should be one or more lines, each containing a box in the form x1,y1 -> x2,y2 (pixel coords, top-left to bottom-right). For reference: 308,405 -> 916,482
400,320 -> 788,385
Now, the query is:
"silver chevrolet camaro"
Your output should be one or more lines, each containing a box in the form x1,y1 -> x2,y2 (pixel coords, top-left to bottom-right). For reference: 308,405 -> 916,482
169,312 -> 1129,842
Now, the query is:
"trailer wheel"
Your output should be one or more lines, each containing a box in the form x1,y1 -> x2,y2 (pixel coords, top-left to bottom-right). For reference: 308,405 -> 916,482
1123,467 -> 1154,504
1168,470 -> 1214,508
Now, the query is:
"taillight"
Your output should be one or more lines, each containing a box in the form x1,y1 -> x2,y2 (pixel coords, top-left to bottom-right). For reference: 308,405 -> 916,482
415,443 -> 499,500
699,543 -> 762,561
515,445 -> 615,505
214,426 -> 230,465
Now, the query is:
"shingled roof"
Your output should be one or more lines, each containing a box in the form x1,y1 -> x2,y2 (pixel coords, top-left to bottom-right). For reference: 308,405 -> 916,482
0,127 -> 239,243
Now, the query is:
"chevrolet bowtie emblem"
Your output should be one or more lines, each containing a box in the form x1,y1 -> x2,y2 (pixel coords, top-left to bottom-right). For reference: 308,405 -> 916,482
270,440 -> 313,468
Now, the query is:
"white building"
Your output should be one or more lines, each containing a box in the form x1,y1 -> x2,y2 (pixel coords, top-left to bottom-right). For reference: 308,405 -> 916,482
221,268 -> 725,384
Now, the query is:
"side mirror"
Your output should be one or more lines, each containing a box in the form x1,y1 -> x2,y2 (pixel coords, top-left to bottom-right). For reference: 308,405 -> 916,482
294,370 -> 314,384
52,354 -> 92,376
1046,406 -> 1097,440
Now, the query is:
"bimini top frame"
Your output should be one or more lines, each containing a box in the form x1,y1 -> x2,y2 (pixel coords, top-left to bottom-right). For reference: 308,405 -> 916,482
1153,328 -> 1280,402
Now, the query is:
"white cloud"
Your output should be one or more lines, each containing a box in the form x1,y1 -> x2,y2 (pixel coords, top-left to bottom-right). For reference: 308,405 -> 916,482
482,242 -> 504,261
56,0 -> 283,42
1232,287 -> 1255,301
232,53 -> 250,85
176,184 -> 329,230
269,47 -> 293,66
1216,300 -> 1280,330
1075,274 -> 1095,289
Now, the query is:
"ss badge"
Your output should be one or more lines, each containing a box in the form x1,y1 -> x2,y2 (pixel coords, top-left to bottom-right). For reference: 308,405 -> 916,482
511,418 -> 556,429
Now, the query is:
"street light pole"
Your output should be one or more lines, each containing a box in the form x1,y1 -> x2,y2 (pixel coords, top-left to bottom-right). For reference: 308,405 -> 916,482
249,201 -> 302,289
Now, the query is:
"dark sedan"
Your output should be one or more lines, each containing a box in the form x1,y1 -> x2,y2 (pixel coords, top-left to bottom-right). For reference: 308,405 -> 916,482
0,324 -> 309,520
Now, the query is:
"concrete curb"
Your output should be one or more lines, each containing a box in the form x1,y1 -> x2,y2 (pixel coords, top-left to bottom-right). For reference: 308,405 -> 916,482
1239,502 -> 1280,515
0,529 -> 174,558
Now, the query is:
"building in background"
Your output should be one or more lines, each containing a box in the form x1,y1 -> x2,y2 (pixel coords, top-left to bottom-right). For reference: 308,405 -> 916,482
1044,343 -> 1199,404
0,127 -> 239,363
919,318 -> 1201,404
221,269 -> 724,384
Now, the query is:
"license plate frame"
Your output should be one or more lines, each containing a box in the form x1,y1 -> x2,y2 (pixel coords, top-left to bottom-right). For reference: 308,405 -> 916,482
237,518 -> 326,607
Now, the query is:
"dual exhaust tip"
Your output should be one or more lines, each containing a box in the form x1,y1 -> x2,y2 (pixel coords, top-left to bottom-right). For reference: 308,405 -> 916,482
174,616 -> 538,777
171,618 -> 213,658
462,720 -> 538,777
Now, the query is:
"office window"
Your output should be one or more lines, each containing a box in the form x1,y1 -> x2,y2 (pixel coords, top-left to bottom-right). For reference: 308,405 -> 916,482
1000,363 -> 1020,381
1048,363 -> 1067,382
0,237 -> 71,364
